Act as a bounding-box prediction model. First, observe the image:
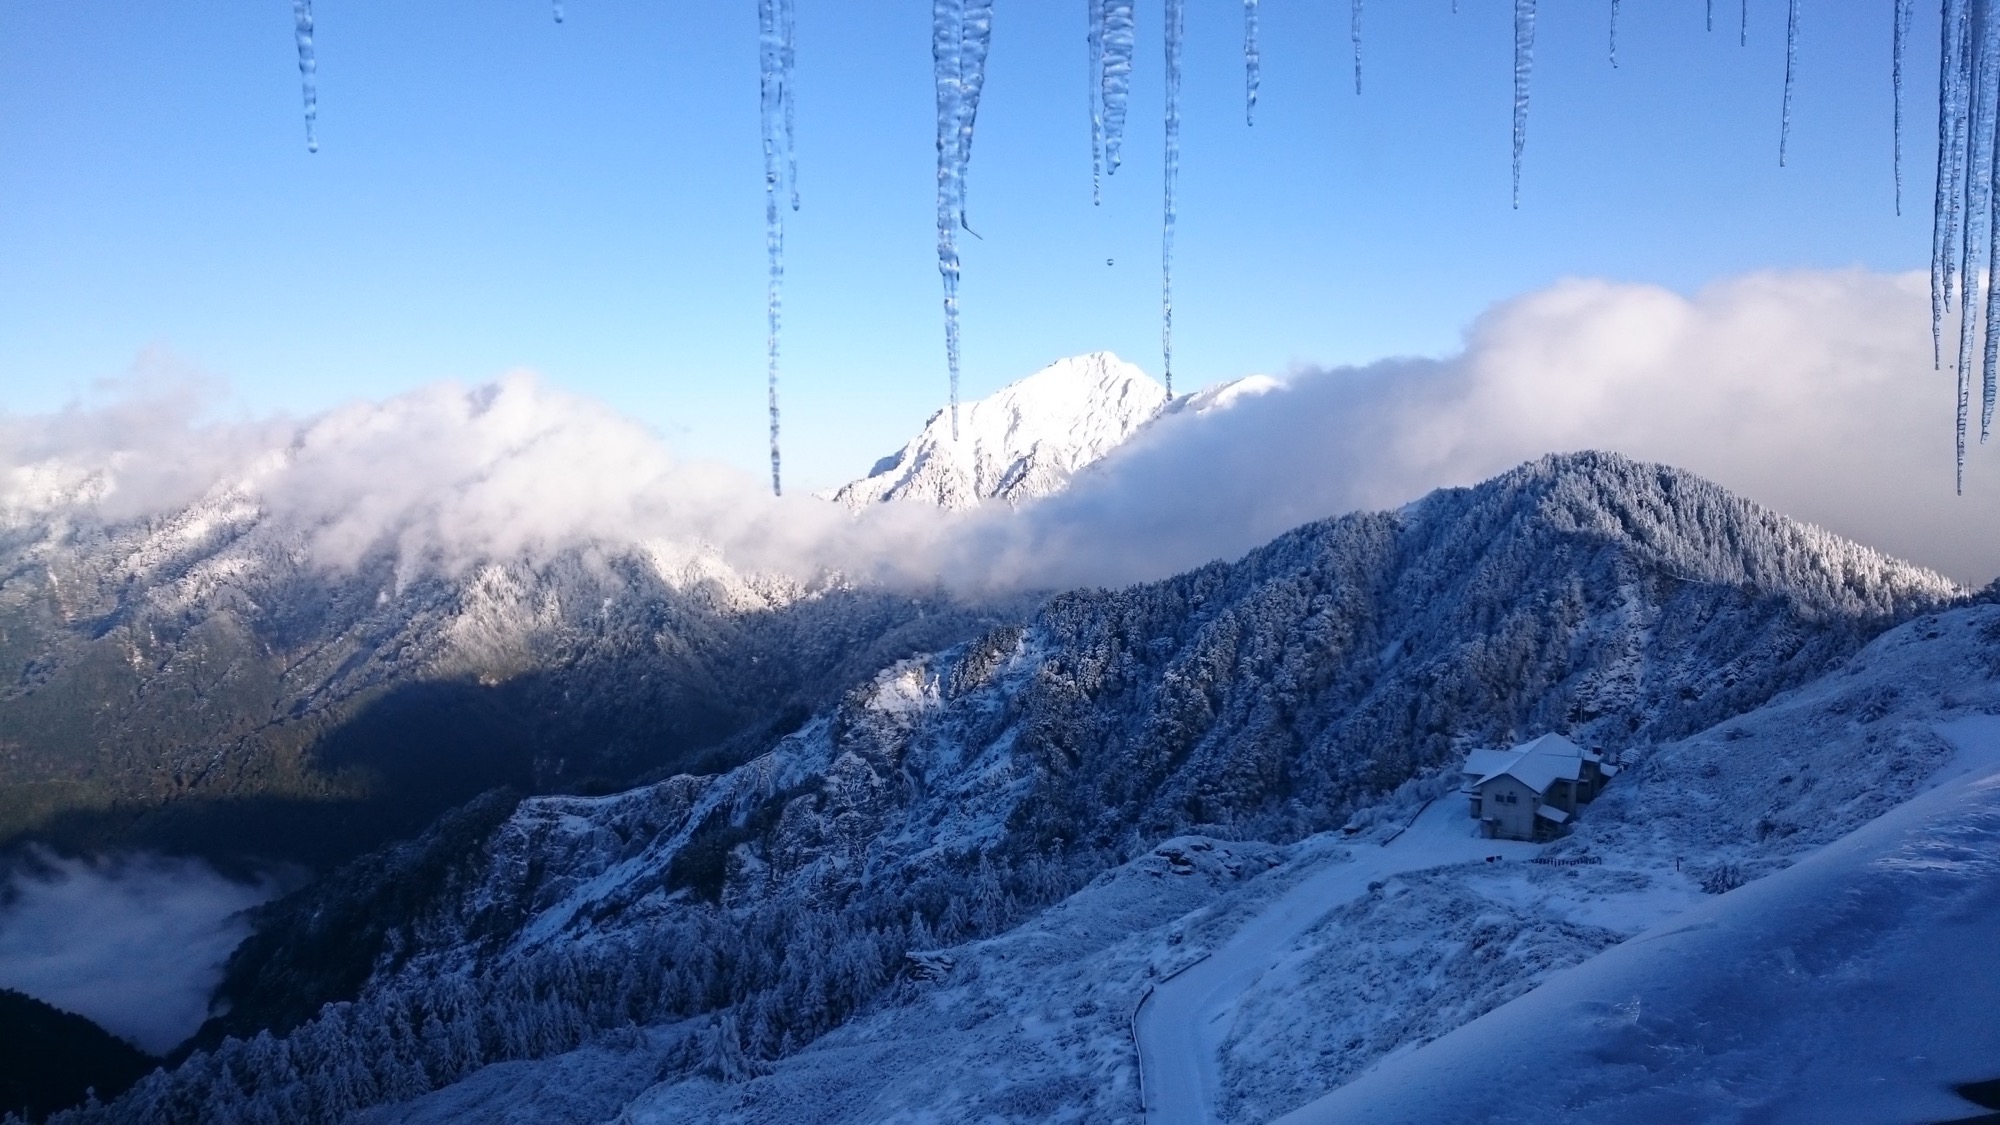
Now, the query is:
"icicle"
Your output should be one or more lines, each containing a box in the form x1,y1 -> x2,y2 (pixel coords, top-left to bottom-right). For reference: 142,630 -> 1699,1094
1740,0 -> 1748,47
957,0 -> 995,231
1895,0 -> 1913,214
1164,0 -> 1184,399
553,1 -> 565,23
928,0 -> 996,436
1351,0 -> 1364,95
1968,0 -> 2000,471
1513,0 -> 1535,208
1089,0 -> 1106,200
1610,0 -> 1621,67
1779,0 -> 1798,165
783,0 -> 800,213
1244,0 -> 1261,125
758,0 -> 796,495
291,0 -> 318,153
1934,0 -> 1971,366
934,1 -> 963,438
1101,0 -> 1136,174
1946,0 -> 2000,489
1706,0 -> 1713,33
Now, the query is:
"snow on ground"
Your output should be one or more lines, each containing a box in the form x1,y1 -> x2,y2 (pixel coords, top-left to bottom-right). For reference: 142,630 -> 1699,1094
1275,713 -> 2000,1125
369,605 -> 2000,1125
1136,793 -> 1541,1125
352,1025 -> 692,1125
1209,606 -> 2000,1122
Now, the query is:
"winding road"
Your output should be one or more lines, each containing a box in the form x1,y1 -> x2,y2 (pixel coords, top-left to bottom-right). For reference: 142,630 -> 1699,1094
1134,798 -> 1539,1125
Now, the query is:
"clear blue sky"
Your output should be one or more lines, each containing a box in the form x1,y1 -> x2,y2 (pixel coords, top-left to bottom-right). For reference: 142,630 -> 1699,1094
0,0 -> 1935,490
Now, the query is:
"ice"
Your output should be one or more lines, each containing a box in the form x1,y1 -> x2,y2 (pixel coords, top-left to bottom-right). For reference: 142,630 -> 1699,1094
292,0 -> 318,154
1610,0 -> 1621,66
1740,0 -> 1748,46
931,0 -> 997,438
1513,0 -> 1536,207
552,1 -> 564,24
1896,0 -> 1913,214
1100,0 -> 1136,175
1351,0 -> 1364,94
1164,0 -> 1184,399
1780,0 -> 1798,165
1088,0 -> 1106,200
759,0 -> 798,493
1937,0 -> 2000,487
1933,0 -> 1969,366
955,0 -> 994,231
1244,0 -> 1261,125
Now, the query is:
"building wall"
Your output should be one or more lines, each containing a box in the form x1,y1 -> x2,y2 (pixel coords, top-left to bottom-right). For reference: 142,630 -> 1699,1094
1477,775 -> 1541,841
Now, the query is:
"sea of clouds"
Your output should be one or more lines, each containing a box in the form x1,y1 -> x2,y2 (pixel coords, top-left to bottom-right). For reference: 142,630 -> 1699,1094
3,267 -> 1993,594
0,851 -> 281,1055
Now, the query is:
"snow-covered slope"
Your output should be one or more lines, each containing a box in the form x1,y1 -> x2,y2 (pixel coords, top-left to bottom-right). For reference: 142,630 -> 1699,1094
827,352 -> 1281,511
360,604 -> 2000,1125
827,353 -> 1166,510
53,453 -> 1975,1125
1277,718 -> 2000,1125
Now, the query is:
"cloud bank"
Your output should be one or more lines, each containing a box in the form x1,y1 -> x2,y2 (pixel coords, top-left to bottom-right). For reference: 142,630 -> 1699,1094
2,268 -> 1992,592
997,268 -> 2000,588
0,851 -> 280,1054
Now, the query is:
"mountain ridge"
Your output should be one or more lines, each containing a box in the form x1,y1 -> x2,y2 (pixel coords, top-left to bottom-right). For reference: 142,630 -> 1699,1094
56,451 -> 1971,1124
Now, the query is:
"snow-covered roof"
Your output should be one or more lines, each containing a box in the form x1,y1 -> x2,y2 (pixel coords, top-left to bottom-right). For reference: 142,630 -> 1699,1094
1461,734 -> 1599,795
1535,805 -> 1570,824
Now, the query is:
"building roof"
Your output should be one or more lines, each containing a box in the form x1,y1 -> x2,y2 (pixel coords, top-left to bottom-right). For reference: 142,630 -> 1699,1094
1461,733 -> 1599,796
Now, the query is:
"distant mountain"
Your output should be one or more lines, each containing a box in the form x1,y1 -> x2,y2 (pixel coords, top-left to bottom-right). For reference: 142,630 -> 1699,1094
827,353 -> 1275,511
77,453 -> 1968,1124
0,988 -> 156,1122
0,484 -> 1006,869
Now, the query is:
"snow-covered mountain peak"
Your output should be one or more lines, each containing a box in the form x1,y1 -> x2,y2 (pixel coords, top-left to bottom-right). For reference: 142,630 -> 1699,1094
827,352 -> 1168,510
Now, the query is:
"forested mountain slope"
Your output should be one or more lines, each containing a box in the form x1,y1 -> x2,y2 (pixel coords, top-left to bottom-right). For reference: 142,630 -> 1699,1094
0,492 -> 1004,867
51,452 -> 1967,1124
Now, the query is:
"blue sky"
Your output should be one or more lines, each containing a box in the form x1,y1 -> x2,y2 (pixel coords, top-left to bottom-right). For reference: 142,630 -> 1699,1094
0,0 -> 1937,490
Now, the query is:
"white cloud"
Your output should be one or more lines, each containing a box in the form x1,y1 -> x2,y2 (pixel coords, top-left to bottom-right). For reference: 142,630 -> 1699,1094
984,268 -> 1999,587
2,268 -> 1991,592
0,850 -> 280,1054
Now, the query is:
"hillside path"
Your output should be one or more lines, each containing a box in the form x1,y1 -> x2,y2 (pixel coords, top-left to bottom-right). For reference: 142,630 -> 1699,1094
1135,798 -> 1539,1125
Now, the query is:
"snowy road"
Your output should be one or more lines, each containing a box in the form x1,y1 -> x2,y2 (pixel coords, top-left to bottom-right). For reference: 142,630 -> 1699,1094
1134,798 -> 1539,1125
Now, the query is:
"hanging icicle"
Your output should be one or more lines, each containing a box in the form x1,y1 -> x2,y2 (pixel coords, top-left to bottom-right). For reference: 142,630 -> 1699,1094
292,0 -> 319,153
958,0 -> 995,231
758,0 -> 797,495
1244,0 -> 1261,125
1741,0 -> 1748,46
1934,0 -> 1969,366
553,1 -> 565,23
1513,0 -> 1536,207
1164,0 -> 1184,398
1101,0 -> 1137,174
1780,0 -> 1799,164
1089,0 -> 1106,199
1610,0 -> 1621,67
1351,0 -> 1364,94
1895,0 -> 1913,214
784,0 -> 801,213
1707,0 -> 1714,34
933,0 -> 997,438
1930,0 -> 2000,488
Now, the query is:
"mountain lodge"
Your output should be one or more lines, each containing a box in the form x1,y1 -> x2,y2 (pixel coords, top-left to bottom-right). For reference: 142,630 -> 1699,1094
1462,734 -> 1618,842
